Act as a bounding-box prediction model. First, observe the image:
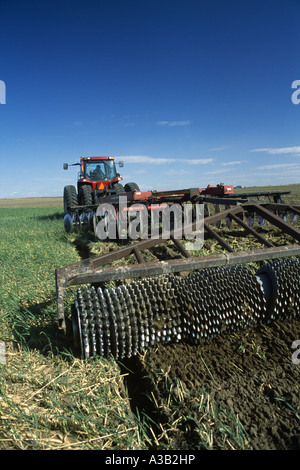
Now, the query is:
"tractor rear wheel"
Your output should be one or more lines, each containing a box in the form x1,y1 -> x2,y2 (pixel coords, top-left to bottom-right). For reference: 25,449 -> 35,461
79,185 -> 93,205
63,185 -> 78,214
124,182 -> 140,192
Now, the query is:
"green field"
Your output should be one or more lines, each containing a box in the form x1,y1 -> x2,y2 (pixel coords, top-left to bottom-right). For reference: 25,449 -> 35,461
0,204 -> 145,449
0,184 -> 299,450
234,183 -> 300,204
0,197 -> 63,209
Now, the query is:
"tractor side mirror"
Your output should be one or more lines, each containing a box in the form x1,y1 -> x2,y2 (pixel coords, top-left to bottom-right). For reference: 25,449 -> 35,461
63,163 -> 68,170
118,161 -> 124,168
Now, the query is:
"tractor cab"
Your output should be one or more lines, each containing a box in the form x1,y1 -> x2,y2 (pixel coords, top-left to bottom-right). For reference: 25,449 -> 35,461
84,160 -> 115,182
79,156 -> 123,188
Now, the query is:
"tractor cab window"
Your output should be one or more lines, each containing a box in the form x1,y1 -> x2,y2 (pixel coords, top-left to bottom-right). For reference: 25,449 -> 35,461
85,160 -> 117,181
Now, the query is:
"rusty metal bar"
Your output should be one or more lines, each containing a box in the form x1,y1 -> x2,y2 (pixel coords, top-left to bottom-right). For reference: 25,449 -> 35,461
55,202 -> 300,332
66,245 -> 300,285
170,234 -> 191,258
262,203 -> 300,216
287,205 -> 300,216
56,245 -> 300,331
201,196 -> 246,205
228,212 -> 275,247
204,222 -> 234,252
251,204 -> 300,241
226,190 -> 291,200
203,205 -> 244,225
132,247 -> 144,264
89,207 -> 243,269
92,241 -> 150,268
60,243 -> 300,290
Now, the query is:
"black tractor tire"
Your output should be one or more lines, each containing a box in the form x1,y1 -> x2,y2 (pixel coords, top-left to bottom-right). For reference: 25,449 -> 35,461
124,182 -> 140,192
79,185 -> 93,205
64,185 -> 78,214
113,183 -> 125,194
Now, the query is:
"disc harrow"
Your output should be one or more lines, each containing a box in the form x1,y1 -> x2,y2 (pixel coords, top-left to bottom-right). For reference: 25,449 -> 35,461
56,190 -> 300,361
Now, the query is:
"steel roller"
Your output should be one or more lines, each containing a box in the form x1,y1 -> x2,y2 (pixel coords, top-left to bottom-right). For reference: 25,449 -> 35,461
72,258 -> 300,360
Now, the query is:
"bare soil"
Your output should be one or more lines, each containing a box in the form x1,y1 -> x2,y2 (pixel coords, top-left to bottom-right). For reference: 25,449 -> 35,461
124,318 -> 300,450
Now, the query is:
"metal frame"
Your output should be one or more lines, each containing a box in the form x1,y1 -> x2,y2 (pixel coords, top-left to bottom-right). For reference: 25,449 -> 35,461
56,201 -> 300,332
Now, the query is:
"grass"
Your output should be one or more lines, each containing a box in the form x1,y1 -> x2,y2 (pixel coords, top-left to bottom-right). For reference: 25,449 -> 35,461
0,197 -> 63,209
0,205 -> 145,449
0,347 -> 141,450
186,391 -> 251,450
0,208 -> 76,341
0,183 -> 299,450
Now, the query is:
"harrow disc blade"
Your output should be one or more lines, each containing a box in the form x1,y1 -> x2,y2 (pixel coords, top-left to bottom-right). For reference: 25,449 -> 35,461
256,214 -> 265,226
79,212 -> 90,232
64,213 -> 81,233
64,214 -> 74,233
246,213 -> 255,227
279,211 -> 288,221
289,212 -> 298,223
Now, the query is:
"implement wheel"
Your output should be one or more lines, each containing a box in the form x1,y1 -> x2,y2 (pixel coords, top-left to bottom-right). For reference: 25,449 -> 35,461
125,182 -> 140,192
113,183 -> 125,194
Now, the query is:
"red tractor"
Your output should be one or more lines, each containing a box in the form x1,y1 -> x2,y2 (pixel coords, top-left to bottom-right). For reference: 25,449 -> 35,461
63,156 -> 139,214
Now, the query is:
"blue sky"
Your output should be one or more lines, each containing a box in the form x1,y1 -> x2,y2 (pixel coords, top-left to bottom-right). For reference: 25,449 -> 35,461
1,0 -> 300,198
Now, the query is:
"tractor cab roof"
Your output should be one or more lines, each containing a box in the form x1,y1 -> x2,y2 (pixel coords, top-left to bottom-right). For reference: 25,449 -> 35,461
80,156 -> 115,161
